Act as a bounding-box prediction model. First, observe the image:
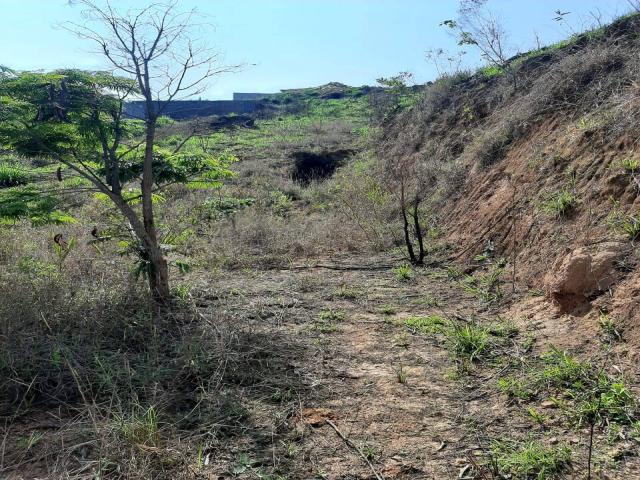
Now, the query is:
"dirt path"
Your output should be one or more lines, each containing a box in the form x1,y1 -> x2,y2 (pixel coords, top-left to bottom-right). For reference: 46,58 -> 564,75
199,256 -> 506,478
197,254 -> 640,479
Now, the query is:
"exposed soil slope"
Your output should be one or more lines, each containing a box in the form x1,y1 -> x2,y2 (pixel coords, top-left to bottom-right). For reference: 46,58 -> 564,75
384,13 -> 640,347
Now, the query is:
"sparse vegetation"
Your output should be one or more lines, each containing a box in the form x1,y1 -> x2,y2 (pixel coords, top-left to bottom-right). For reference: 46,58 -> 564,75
3,3 -> 640,479
607,201 -> 640,240
393,263 -> 413,281
462,262 -> 505,303
405,314 -> 448,334
445,321 -> 489,361
539,190 -> 577,218
599,312 -> 623,342
490,439 -> 572,479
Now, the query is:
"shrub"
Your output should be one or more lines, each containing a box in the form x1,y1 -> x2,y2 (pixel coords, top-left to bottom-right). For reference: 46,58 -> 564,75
574,380 -> 636,425
269,191 -> 293,216
195,196 -> 255,221
0,160 -> 31,188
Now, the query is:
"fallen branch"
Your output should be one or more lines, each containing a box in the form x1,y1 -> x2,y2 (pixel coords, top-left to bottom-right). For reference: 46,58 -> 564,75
324,419 -> 385,480
288,264 -> 396,271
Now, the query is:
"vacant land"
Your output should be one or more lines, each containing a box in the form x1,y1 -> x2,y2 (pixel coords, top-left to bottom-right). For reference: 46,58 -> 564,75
3,7 -> 640,480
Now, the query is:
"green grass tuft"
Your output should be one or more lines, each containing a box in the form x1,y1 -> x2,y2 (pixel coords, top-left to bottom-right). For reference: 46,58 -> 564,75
405,315 -> 448,334
491,440 -> 571,479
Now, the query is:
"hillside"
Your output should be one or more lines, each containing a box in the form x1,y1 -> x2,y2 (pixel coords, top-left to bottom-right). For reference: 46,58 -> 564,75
2,10 -> 640,480
384,13 -> 640,349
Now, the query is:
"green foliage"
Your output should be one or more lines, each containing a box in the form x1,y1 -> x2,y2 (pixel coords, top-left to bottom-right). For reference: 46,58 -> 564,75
498,375 -> 534,400
270,190 -> 293,216
445,321 -> 489,361
599,312 -> 622,342
487,319 -> 519,338
318,309 -> 345,322
114,405 -> 160,447
491,440 -> 571,479
539,190 -> 576,218
0,69 -> 236,249
378,304 -> 396,315
540,348 -> 637,425
614,157 -> 640,174
462,262 -> 504,303
478,65 -> 503,78
540,347 -> 589,389
0,186 -> 74,225
375,72 -> 420,115
196,196 -> 255,221
52,236 -> 76,271
606,201 -> 640,240
115,149 -> 237,188
393,263 -> 412,281
574,380 -> 636,425
332,285 -> 360,299
0,69 -> 138,157
396,365 -> 408,384
526,407 -> 547,425
405,315 -> 448,334
0,158 -> 31,187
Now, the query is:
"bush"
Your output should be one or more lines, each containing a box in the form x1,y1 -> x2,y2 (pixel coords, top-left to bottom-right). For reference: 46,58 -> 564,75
0,159 -> 31,187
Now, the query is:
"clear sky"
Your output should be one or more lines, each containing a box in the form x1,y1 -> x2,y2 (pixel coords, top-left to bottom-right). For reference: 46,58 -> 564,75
0,0 -> 633,99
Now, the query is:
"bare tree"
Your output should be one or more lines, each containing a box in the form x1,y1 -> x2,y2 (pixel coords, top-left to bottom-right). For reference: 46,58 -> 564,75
425,48 -> 467,78
64,1 -> 235,304
383,155 -> 432,265
442,0 -> 517,90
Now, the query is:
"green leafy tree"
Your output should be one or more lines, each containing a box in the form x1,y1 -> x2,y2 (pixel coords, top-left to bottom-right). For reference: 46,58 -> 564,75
0,68 -> 234,305
0,1 -> 235,305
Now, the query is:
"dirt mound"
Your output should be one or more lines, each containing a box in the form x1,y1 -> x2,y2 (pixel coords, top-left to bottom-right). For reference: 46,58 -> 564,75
544,242 -> 627,312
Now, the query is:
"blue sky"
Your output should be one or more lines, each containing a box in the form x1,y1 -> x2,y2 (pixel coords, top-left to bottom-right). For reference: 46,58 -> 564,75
0,0 -> 633,99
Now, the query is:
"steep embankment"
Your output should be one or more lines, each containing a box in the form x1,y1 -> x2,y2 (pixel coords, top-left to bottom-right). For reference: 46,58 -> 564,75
384,14 -> 640,349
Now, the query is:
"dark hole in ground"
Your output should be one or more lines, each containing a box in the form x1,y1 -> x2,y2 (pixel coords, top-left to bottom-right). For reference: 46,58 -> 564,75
291,149 -> 353,184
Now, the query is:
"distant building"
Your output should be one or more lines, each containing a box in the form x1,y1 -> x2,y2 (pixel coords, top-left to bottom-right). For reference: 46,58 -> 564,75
123,93 -> 275,120
123,99 -> 262,120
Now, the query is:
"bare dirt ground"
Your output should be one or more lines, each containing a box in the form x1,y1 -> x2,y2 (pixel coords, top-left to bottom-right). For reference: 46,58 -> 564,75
192,254 -> 640,479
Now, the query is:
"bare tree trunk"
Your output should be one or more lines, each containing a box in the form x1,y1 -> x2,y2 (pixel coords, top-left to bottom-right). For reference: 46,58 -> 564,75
400,183 -> 417,264
141,118 -> 171,304
412,198 -> 425,265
